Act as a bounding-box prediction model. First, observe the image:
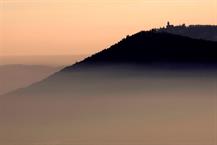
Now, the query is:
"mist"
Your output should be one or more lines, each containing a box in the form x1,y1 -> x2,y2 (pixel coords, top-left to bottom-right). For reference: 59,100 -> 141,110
0,67 -> 216,145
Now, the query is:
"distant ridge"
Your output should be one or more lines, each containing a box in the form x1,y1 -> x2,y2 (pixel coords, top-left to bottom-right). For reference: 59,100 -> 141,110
156,22 -> 217,41
0,65 -> 60,95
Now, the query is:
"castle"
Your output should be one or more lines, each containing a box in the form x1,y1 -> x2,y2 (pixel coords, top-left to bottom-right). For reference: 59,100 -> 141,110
166,21 -> 186,29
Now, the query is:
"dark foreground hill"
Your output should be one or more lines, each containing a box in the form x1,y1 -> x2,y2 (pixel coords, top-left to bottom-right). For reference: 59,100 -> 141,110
64,31 -> 217,71
3,31 -> 217,96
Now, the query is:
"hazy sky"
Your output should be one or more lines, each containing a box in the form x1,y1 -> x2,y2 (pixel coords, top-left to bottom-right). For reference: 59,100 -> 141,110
0,0 -> 217,56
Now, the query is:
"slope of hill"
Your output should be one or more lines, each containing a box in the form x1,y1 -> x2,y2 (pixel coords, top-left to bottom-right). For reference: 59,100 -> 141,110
157,24 -> 217,41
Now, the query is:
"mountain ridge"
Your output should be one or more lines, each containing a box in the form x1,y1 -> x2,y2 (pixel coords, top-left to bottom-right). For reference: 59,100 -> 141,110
2,30 -> 217,97
63,31 -> 217,72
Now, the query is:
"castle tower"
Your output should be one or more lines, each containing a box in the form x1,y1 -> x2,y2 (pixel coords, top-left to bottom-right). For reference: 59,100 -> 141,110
167,21 -> 170,27
166,21 -> 173,28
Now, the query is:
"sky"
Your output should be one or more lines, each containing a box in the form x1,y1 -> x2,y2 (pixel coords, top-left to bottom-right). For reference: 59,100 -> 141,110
0,0 -> 217,56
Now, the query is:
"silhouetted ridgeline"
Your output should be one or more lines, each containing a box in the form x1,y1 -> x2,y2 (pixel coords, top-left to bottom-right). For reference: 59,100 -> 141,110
2,31 -> 217,96
63,31 -> 217,71
156,23 -> 217,41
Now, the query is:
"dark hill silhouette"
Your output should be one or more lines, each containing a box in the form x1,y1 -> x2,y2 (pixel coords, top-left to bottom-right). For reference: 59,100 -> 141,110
156,23 -> 217,41
2,31 -> 217,97
63,31 -> 217,71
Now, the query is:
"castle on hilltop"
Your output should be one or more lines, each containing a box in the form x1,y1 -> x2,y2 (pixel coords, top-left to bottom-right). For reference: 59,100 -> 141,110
166,21 -> 186,29
154,22 -> 217,42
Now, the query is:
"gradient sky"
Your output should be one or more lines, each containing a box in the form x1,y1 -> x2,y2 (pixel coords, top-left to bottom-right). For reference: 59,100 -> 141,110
0,0 -> 217,56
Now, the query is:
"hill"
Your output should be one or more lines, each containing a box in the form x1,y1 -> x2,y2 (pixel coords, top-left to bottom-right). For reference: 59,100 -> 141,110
3,31 -> 217,96
63,31 -> 217,71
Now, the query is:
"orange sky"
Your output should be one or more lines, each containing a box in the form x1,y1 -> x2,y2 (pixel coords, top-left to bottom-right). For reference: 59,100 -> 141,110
0,0 -> 217,56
